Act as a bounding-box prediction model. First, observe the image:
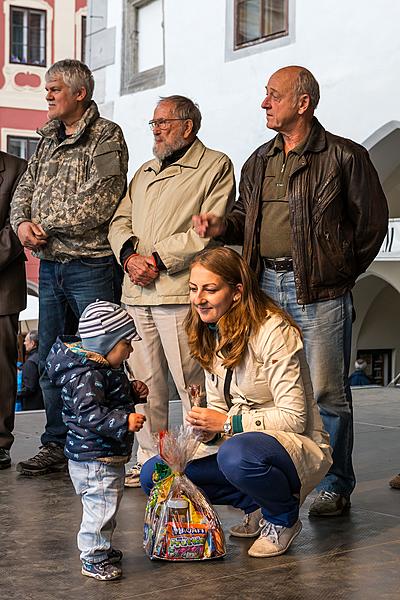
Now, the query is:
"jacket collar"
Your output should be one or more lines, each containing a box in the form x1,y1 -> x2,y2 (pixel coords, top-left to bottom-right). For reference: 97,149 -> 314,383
37,101 -> 100,144
261,117 -> 327,159
145,137 -> 206,174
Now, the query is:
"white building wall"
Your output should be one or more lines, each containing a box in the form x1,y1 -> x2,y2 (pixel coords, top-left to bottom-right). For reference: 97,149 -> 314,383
93,0 -> 400,178
90,0 -> 400,382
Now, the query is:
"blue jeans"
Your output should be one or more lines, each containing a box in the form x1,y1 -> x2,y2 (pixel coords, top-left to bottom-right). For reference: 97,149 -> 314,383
68,460 -> 125,563
39,256 -> 121,446
260,268 -> 355,497
141,432 -> 301,528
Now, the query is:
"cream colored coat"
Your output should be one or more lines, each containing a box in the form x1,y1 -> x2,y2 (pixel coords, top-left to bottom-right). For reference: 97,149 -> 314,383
108,138 -> 235,306
195,313 -> 332,504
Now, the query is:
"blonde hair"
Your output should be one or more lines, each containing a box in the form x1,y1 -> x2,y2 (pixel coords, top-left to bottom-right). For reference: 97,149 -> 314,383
185,247 -> 299,371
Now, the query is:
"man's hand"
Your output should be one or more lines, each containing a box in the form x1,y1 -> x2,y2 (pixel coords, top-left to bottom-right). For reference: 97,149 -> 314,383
128,412 -> 146,432
132,379 -> 149,400
126,254 -> 159,287
186,406 -> 227,433
17,221 -> 48,250
192,213 -> 226,238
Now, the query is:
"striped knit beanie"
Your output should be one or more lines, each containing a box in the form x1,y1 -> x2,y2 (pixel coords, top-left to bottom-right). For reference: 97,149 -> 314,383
78,300 -> 141,356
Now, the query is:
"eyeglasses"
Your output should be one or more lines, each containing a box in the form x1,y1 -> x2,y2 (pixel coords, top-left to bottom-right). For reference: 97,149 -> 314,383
148,118 -> 187,130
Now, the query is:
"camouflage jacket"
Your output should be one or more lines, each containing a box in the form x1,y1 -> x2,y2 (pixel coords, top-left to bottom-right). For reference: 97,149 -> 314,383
10,102 -> 128,261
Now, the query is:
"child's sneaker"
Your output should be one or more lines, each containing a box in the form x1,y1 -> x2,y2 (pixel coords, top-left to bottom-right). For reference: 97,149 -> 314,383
81,559 -> 122,581
107,548 -> 123,563
125,463 -> 142,487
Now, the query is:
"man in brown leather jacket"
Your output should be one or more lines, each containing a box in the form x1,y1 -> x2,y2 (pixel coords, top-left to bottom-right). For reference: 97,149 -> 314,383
0,150 -> 27,469
193,66 -> 388,522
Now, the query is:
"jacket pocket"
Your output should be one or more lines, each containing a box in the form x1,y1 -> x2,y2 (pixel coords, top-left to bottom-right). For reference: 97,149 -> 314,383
311,172 -> 341,225
310,222 -> 355,287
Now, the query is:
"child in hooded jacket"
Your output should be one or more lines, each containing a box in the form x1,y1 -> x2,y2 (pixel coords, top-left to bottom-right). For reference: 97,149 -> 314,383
46,300 -> 147,581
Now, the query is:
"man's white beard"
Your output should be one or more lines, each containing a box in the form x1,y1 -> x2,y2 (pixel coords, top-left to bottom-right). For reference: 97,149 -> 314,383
153,137 -> 187,161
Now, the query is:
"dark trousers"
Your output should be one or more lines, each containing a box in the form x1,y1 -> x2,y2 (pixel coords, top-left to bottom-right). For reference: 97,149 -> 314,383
0,313 -> 18,450
141,432 -> 301,527
38,257 -> 121,447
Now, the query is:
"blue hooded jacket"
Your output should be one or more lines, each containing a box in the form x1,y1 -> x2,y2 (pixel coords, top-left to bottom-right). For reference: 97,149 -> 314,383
46,336 -> 139,462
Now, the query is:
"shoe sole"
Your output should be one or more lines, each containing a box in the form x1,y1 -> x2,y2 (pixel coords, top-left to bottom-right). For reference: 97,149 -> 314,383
308,502 -> 351,518
248,522 -> 302,558
229,527 -> 262,538
124,480 -> 141,488
16,463 -> 68,476
0,463 -> 11,470
81,568 -> 122,581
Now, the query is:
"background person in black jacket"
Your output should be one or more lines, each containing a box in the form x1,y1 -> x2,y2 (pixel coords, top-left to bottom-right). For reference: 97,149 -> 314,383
193,65 -> 388,520
18,331 -> 44,410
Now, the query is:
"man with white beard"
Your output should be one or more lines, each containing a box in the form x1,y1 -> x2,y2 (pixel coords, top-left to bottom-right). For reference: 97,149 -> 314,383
108,95 -> 235,485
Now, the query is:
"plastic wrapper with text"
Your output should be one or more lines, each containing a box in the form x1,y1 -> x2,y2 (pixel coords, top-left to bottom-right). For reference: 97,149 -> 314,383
143,427 -> 226,561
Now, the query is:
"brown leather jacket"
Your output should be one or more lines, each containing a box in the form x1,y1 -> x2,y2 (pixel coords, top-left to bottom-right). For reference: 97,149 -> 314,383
224,118 -> 388,304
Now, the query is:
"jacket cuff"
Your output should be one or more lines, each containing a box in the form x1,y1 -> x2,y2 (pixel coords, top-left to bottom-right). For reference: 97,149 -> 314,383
152,252 -> 167,271
120,238 -> 137,267
232,415 -> 243,434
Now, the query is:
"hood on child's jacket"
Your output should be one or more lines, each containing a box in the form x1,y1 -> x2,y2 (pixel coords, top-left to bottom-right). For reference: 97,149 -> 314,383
46,335 -> 110,386
46,336 -> 137,462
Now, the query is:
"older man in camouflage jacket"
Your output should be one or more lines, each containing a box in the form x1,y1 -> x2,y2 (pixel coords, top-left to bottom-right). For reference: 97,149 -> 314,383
10,59 -> 128,476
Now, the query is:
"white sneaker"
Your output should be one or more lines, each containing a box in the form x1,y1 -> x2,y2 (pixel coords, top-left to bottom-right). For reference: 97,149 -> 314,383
248,519 -> 302,557
125,463 -> 142,488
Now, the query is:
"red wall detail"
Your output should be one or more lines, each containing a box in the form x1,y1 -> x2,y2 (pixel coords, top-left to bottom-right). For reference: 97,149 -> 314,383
0,107 -> 48,131
14,72 -> 42,88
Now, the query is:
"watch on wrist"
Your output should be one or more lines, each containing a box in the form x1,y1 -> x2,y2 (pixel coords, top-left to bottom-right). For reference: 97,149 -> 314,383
223,415 -> 232,435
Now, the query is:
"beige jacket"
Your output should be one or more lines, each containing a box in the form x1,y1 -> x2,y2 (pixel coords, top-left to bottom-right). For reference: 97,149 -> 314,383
195,314 -> 332,504
108,138 -> 235,305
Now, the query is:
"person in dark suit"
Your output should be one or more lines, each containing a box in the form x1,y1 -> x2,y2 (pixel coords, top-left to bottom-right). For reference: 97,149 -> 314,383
0,150 -> 27,469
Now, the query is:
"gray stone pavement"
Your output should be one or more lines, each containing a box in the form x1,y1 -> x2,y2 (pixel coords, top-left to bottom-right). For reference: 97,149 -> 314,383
1,387 -> 400,599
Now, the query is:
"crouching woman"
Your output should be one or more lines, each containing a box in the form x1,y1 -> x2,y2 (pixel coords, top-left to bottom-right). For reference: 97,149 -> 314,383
141,247 -> 332,558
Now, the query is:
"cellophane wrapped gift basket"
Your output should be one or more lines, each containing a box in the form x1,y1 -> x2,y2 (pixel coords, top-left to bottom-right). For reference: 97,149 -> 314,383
143,426 -> 226,561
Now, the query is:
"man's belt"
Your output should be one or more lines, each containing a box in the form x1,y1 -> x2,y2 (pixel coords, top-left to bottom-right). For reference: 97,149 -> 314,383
263,257 -> 293,272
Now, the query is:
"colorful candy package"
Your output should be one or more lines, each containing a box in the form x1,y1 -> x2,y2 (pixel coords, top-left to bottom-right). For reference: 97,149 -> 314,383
143,427 -> 226,561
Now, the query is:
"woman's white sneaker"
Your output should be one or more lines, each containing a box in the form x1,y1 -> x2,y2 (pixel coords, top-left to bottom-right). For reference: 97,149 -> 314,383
248,519 -> 302,557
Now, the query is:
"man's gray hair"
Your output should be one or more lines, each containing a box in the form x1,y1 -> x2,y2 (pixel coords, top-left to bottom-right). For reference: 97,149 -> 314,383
27,330 -> 39,347
46,59 -> 94,105
158,95 -> 202,135
294,68 -> 320,110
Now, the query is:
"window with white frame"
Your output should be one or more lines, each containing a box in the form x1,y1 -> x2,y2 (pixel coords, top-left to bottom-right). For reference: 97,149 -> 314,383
10,6 -> 46,66
234,0 -> 288,49
7,136 -> 39,160
121,0 -> 165,95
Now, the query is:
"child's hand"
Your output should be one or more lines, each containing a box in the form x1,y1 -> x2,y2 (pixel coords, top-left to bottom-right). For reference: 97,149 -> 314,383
132,380 -> 149,400
128,412 -> 146,432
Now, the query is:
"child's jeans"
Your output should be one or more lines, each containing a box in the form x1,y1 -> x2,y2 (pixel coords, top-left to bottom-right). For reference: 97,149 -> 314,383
68,460 -> 125,564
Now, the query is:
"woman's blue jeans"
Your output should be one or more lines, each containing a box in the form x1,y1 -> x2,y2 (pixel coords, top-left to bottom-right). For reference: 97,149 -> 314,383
68,460 -> 125,564
260,267 -> 355,497
140,432 -> 301,528
39,257 -> 120,446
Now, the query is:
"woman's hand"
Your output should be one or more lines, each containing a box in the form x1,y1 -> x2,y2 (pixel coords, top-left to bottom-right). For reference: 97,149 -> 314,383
186,407 -> 227,433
